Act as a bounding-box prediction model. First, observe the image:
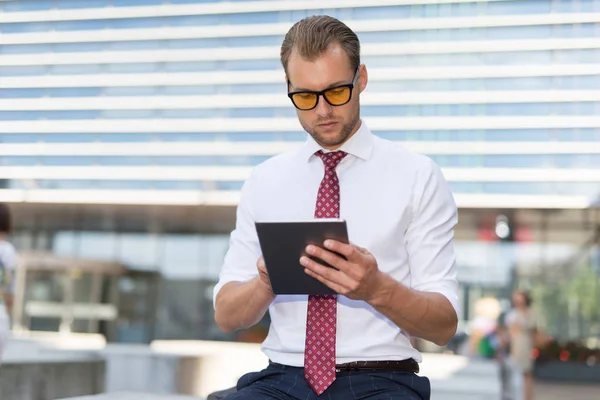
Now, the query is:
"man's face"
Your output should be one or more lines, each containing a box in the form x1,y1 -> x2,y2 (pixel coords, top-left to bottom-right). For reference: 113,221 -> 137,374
286,43 -> 367,150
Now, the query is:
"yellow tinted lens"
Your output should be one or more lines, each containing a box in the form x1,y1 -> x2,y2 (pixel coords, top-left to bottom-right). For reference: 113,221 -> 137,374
324,87 -> 351,105
291,92 -> 318,109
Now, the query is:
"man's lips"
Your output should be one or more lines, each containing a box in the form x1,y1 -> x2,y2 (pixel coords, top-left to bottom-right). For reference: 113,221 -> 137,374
317,121 -> 338,128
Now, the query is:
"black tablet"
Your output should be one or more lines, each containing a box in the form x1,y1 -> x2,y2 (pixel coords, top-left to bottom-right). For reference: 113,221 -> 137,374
255,219 -> 349,295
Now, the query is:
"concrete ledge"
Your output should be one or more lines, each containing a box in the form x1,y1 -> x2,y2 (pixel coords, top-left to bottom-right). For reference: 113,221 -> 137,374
0,356 -> 105,400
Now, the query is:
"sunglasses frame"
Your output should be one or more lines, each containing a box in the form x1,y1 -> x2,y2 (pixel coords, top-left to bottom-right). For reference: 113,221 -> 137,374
287,67 -> 360,111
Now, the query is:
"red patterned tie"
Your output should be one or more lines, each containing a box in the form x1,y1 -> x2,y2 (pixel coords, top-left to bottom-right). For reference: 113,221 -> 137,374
304,150 -> 347,395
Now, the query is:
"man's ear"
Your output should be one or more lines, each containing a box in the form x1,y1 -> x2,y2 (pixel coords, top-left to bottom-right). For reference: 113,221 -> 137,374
358,64 -> 368,93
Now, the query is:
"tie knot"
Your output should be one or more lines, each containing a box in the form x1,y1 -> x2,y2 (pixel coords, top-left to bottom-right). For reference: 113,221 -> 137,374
315,150 -> 347,169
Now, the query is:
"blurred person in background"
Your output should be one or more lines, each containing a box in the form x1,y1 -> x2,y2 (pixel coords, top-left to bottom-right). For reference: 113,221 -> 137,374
494,312 -> 512,400
213,15 -> 459,400
0,203 -> 18,361
505,290 -> 537,400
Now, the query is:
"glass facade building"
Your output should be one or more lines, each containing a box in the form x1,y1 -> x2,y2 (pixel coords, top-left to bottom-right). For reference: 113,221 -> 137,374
1,0 -> 599,344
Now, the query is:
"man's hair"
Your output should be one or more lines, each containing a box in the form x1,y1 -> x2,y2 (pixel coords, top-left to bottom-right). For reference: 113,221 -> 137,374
280,15 -> 361,76
515,290 -> 532,307
0,203 -> 12,233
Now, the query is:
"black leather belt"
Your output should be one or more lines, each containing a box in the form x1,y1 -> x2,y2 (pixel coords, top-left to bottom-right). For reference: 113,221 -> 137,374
335,359 -> 419,373
269,359 -> 419,373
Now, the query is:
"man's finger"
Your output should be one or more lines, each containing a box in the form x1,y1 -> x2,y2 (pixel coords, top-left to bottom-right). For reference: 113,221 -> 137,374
323,240 -> 361,261
300,256 -> 355,289
305,245 -> 350,272
304,268 -> 346,294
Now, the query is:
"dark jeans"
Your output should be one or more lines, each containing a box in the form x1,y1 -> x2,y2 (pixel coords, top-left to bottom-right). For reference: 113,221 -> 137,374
224,362 -> 431,400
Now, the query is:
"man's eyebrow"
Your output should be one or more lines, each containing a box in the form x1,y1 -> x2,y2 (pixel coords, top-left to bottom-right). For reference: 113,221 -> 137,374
290,79 -> 349,92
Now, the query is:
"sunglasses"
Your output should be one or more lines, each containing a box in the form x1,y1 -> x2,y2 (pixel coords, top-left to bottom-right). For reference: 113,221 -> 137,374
287,68 -> 360,111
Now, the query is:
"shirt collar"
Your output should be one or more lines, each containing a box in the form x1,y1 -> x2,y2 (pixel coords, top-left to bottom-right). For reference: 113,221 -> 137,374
300,119 -> 374,162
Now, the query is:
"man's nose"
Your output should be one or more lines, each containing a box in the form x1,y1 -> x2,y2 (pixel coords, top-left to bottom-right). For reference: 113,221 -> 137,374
315,95 -> 333,118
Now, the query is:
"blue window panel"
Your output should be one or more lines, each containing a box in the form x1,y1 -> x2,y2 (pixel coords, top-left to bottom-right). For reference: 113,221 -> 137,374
571,0 -> 600,13
58,0 -> 108,9
168,15 -> 221,27
157,133 -> 223,142
96,157 -> 152,166
555,76 -> 600,90
43,134 -> 97,142
108,41 -> 164,51
0,134 -> 41,143
103,87 -> 160,96
577,49 -> 600,64
483,51 -> 553,66
42,157 -> 95,166
54,20 -> 107,31
0,112 -> 34,120
154,155 -> 268,166
161,109 -> 226,118
215,181 -> 245,191
152,132 -> 303,142
225,36 -> 283,47
1,0 -> 55,12
227,83 -> 285,94
92,181 -> 152,190
0,157 -> 38,166
50,65 -> 105,75
153,181 -> 205,190
106,63 -> 160,73
110,17 -> 169,30
0,44 -> 52,55
483,25 -> 551,40
556,154 -> 600,168
166,38 -> 222,49
487,0 -> 551,15
53,42 -> 106,53
101,110 -> 158,119
98,133 -> 156,142
1,111 -> 102,120
374,129 -> 600,142
553,49 -> 600,64
169,0 -> 219,3
225,12 -> 281,25
47,88 -> 104,97
227,108 -> 294,118
0,22 -> 52,34
0,89 -> 46,98
35,180 -> 91,189
113,0 -> 165,7
485,77 -> 553,91
0,65 -> 47,76
358,31 -> 412,44
164,61 -> 218,72
351,5 -> 412,20
482,155 -> 552,168
571,129 -> 600,141
163,86 -> 218,95
222,59 -> 281,71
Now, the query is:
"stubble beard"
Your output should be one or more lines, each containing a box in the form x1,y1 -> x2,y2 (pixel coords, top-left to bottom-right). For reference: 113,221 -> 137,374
301,101 -> 361,149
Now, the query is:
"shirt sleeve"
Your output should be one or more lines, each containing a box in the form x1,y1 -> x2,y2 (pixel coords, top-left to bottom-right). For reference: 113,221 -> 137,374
404,157 -> 460,318
0,243 -> 18,272
0,242 -> 18,294
212,171 -> 262,308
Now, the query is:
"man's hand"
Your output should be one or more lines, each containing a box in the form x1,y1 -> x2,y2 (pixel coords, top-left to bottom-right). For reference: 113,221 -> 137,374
256,256 -> 274,297
300,240 -> 387,303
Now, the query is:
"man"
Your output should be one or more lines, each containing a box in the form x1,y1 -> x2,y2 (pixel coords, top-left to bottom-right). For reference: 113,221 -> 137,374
213,15 -> 459,400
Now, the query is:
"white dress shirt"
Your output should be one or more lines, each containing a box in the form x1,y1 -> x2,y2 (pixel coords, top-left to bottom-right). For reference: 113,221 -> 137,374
213,120 -> 459,367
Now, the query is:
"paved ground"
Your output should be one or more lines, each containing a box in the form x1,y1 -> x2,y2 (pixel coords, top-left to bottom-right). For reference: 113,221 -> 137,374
421,354 -> 599,400
534,381 -> 600,400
